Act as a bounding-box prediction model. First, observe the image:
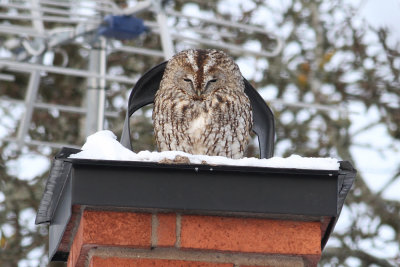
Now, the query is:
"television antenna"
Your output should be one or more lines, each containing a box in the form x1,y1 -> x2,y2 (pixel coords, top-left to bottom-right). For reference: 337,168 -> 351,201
0,0 -> 283,149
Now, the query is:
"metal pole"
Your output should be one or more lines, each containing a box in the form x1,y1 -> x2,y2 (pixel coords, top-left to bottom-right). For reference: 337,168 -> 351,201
85,37 -> 107,136
152,0 -> 174,59
85,43 -> 101,136
0,59 -> 136,84
31,0 -> 45,34
97,37 -> 107,131
16,70 -> 41,148
0,73 -> 15,81
16,0 -> 44,148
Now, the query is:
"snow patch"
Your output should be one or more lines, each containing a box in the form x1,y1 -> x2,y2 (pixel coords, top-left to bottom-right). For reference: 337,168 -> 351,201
69,130 -> 340,170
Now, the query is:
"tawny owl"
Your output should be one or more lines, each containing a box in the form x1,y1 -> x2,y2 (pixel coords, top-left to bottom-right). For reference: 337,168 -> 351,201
153,49 -> 253,159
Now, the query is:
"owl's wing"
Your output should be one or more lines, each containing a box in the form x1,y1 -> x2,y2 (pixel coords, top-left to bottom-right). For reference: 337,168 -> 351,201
120,61 -> 167,150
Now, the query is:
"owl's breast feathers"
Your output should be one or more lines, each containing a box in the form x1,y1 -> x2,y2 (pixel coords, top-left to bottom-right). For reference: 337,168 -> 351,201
154,90 -> 252,159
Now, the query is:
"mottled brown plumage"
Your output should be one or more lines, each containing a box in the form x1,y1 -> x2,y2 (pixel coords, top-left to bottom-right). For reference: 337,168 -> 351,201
153,49 -> 252,159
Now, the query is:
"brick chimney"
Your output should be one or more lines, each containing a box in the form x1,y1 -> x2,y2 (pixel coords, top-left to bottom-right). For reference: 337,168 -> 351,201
67,210 -> 321,267
35,148 -> 356,267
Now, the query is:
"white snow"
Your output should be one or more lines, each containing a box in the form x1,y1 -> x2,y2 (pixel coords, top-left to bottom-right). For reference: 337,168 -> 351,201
69,130 -> 340,170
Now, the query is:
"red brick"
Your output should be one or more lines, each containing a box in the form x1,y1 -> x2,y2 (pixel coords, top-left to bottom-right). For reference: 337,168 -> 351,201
67,217 -> 84,267
157,213 -> 176,247
67,210 -> 152,267
83,210 -> 151,247
180,215 -> 321,255
90,256 -> 233,267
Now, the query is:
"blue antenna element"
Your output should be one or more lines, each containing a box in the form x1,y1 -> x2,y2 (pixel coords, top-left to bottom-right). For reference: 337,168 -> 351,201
98,15 -> 148,40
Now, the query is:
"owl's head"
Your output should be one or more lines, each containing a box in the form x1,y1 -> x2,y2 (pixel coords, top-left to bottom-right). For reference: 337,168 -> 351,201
160,49 -> 244,100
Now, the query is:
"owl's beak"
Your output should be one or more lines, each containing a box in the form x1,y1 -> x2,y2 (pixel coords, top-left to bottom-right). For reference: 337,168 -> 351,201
193,88 -> 204,101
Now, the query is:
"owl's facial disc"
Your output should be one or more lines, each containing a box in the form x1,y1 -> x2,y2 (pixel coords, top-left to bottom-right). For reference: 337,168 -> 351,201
177,60 -> 223,100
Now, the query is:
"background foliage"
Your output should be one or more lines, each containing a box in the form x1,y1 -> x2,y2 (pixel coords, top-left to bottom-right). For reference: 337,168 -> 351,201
1,0 -> 399,266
